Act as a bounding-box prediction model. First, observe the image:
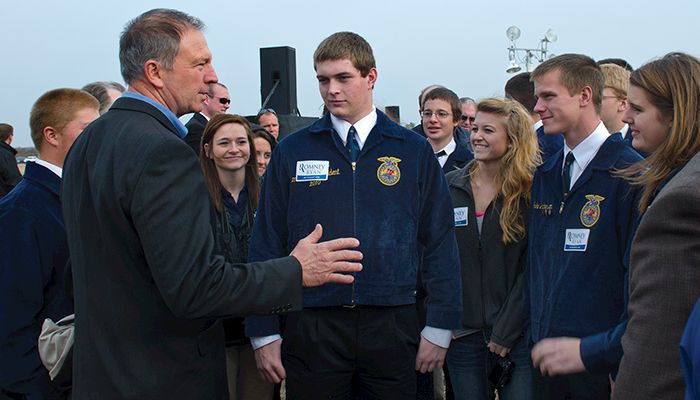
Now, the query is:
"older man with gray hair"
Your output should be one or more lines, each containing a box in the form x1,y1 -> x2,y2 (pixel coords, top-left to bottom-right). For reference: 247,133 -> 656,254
61,9 -> 362,399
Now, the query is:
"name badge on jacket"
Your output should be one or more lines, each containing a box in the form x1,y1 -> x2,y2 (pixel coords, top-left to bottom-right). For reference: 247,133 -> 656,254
296,160 -> 329,182
564,228 -> 590,251
454,207 -> 468,227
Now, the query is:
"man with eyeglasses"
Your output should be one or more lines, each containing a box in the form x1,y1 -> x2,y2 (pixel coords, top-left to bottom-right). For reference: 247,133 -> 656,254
184,82 -> 230,155
458,97 -> 476,131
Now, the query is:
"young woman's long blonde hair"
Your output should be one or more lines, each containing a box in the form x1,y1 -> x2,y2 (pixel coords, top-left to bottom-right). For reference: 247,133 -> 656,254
617,52 -> 700,213
469,97 -> 542,243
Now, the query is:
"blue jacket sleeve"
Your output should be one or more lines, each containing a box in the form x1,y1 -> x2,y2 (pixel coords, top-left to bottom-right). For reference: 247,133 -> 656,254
417,142 -> 463,330
580,182 -> 640,373
245,145 -> 290,337
0,209 -> 47,387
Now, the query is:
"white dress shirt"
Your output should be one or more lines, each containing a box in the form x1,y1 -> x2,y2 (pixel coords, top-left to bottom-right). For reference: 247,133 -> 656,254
563,121 -> 610,189
32,158 -> 62,178
434,138 -> 457,168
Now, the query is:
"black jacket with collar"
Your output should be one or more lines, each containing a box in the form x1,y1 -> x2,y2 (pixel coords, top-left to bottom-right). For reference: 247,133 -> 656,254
0,141 -> 21,197
446,162 -> 528,347
62,96 -> 302,399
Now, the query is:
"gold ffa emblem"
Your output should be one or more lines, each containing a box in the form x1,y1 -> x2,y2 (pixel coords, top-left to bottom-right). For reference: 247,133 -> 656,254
580,194 -> 605,227
376,157 -> 401,186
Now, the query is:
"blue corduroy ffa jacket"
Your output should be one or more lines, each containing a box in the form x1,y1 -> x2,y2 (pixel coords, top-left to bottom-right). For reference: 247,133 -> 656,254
526,133 -> 641,372
0,162 -> 73,394
246,110 -> 462,337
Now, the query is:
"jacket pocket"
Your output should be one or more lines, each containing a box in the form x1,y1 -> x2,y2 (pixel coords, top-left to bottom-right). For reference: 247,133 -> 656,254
197,319 -> 224,357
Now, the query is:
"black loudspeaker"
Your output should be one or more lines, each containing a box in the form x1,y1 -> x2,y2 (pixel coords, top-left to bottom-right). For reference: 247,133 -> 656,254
260,46 -> 298,115
384,106 -> 401,124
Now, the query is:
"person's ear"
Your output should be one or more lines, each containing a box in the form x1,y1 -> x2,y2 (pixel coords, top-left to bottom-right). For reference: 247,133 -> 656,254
203,143 -> 211,158
579,86 -> 593,108
143,59 -> 165,89
43,126 -> 59,148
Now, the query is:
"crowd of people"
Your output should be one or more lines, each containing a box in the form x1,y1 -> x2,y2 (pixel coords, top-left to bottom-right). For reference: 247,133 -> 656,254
0,7 -> 699,400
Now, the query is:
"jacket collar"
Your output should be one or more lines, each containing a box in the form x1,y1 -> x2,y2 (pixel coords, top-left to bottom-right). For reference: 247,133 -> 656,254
308,108 -> 405,141
539,133 -> 626,173
110,96 -> 185,138
446,160 -> 475,194
0,141 -> 17,156
23,161 -> 61,197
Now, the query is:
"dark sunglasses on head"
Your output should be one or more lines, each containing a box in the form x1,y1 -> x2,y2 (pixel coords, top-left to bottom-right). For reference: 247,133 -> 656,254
257,108 -> 277,116
460,116 -> 475,123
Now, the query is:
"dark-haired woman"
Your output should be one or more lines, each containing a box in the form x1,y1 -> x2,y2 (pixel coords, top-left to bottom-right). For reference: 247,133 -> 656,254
200,114 -> 271,400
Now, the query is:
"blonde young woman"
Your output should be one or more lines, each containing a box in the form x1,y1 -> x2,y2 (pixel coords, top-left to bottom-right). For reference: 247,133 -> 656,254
445,98 -> 540,399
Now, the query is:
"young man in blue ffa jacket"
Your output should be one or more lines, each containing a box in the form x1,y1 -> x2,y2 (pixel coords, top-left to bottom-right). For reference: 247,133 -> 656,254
246,32 -> 463,399
525,54 -> 642,399
505,72 -> 564,162
0,88 -> 99,399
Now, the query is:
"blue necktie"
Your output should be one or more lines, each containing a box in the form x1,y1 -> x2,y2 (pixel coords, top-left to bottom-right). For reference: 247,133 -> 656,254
562,151 -> 575,196
346,126 -> 360,162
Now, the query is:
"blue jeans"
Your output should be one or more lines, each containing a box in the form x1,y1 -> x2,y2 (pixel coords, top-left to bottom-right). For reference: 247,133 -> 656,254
446,331 -> 533,400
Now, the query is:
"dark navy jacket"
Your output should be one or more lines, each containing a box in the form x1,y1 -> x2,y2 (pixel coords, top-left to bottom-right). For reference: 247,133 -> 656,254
246,110 -> 462,336
526,134 -> 641,371
0,162 -> 73,395
442,141 -> 474,175
536,125 -> 565,162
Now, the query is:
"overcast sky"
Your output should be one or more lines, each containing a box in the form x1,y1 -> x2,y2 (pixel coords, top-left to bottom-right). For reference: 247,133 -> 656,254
2,0 -> 698,147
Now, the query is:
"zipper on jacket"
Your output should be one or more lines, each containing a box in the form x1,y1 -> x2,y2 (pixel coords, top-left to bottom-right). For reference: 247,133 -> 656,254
345,157 -> 357,307
478,238 -> 487,330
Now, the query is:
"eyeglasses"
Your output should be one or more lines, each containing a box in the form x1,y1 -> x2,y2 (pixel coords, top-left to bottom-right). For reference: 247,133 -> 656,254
208,95 -> 231,105
460,116 -> 476,123
257,108 -> 277,117
421,110 -> 452,119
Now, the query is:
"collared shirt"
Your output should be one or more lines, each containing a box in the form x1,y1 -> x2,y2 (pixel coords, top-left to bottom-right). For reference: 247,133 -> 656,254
330,108 -> 377,150
563,121 -> 610,189
618,124 -> 630,139
121,91 -> 189,139
534,119 -> 544,131
434,138 -> 456,168
31,159 -> 62,178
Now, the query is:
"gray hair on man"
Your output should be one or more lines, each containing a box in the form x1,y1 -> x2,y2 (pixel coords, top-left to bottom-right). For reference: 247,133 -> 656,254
119,8 -> 205,84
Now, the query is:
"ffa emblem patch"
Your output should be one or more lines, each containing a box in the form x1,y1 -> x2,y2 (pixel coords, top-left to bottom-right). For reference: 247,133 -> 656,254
580,194 -> 605,227
376,157 -> 401,186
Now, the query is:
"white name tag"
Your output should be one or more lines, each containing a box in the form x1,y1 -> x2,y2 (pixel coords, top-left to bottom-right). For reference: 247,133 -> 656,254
564,229 -> 590,252
454,207 -> 468,227
295,160 -> 329,182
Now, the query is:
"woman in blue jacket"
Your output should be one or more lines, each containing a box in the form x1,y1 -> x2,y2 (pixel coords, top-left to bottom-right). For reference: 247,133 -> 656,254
445,98 -> 541,399
199,114 -> 271,400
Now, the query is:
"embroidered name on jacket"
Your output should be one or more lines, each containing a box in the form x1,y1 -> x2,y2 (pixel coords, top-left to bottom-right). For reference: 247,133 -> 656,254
376,157 -> 401,186
533,202 -> 553,216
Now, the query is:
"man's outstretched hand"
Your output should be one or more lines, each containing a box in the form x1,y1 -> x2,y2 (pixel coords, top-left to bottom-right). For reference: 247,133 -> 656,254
290,224 -> 363,287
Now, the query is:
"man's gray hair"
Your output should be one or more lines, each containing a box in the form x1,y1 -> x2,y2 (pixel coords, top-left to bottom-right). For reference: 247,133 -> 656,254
119,9 -> 205,84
